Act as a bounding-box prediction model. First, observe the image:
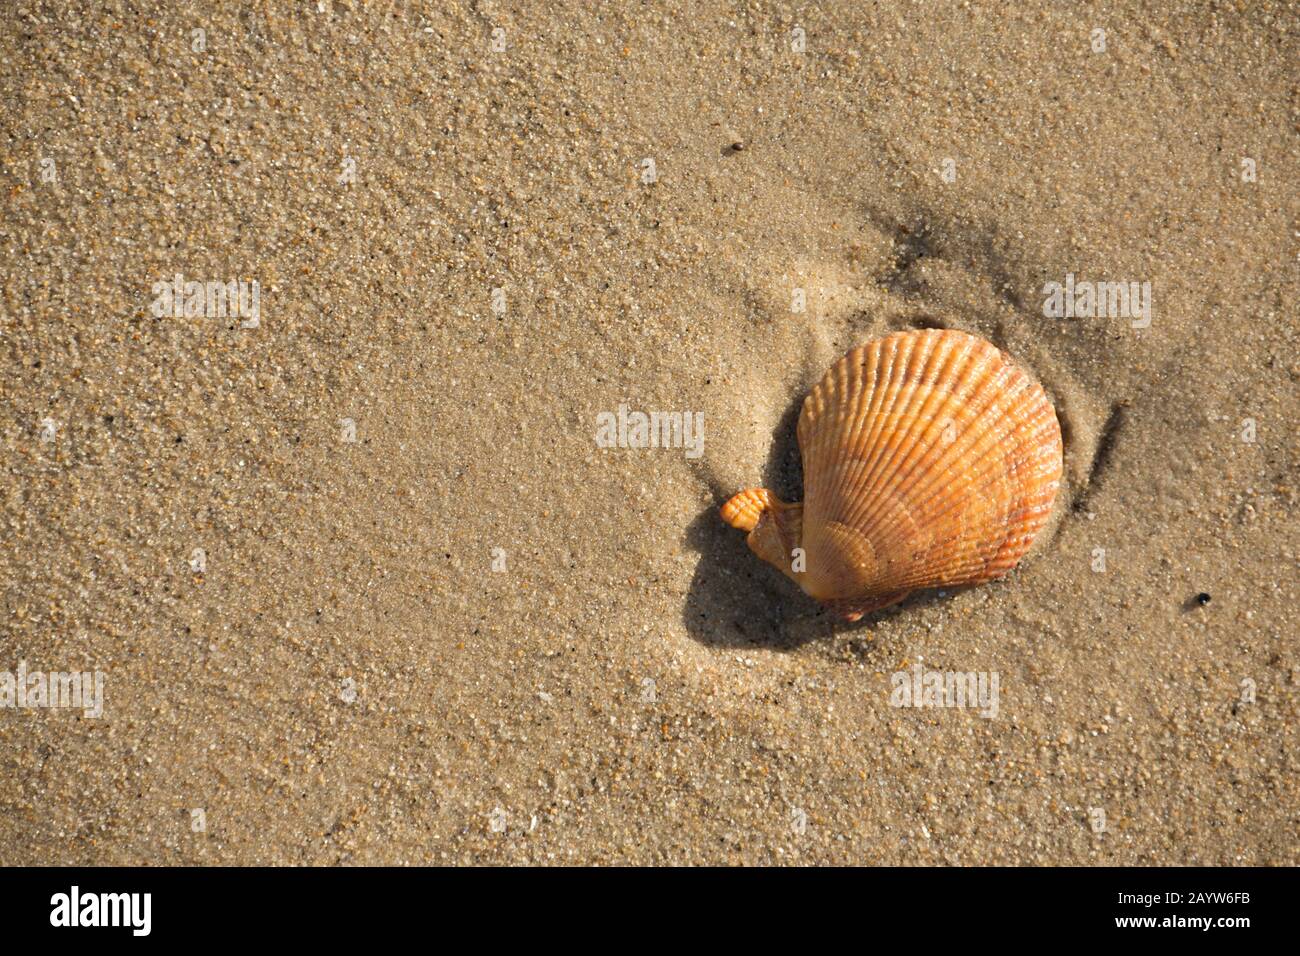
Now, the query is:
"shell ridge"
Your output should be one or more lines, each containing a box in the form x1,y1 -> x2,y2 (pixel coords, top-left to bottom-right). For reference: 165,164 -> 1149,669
818,336 -> 899,519
799,348 -> 856,508
840,333 -> 990,535
832,330 -> 948,531
855,357 -> 1026,538
856,362 -> 1020,543
839,332 -> 987,534
803,337 -> 894,534
860,372 -> 1033,565
876,399 -> 1061,586
835,332 -> 974,561
832,343 -> 887,510
829,330 -> 949,535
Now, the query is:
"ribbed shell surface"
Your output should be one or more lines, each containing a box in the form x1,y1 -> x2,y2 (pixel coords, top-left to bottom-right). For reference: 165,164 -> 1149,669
796,329 -> 1062,603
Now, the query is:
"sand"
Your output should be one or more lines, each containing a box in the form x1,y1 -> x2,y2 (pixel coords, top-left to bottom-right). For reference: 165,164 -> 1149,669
0,0 -> 1296,864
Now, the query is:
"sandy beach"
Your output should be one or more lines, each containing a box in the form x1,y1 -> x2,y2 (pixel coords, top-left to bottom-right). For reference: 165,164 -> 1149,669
1,1 -> 1296,864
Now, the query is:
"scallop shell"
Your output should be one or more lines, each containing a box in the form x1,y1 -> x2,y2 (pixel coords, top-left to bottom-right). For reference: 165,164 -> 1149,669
721,328 -> 1063,621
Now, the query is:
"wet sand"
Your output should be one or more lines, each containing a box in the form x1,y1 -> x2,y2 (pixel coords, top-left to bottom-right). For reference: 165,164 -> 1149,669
1,1 -> 1296,864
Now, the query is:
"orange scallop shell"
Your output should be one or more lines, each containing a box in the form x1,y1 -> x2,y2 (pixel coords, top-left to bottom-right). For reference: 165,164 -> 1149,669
721,328 -> 1063,621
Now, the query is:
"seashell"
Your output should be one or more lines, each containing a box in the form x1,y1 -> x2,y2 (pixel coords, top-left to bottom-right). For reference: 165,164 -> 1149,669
721,328 -> 1063,621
